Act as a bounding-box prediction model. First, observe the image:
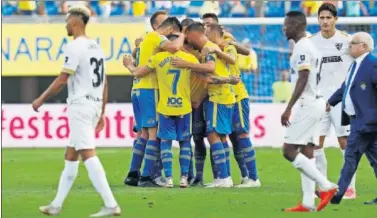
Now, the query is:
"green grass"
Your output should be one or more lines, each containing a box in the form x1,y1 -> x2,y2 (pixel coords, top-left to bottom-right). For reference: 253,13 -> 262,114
2,148 -> 377,218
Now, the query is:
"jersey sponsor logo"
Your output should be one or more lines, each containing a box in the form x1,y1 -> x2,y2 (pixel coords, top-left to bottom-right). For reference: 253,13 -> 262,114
167,97 -> 183,107
335,43 -> 343,51
300,55 -> 305,61
322,56 -> 343,63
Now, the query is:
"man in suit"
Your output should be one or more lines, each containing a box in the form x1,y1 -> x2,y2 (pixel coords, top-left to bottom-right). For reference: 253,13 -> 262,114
326,31 -> 377,205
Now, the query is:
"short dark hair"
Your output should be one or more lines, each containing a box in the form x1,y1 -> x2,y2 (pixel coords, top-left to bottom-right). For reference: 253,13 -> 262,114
167,34 -> 179,41
207,24 -> 223,37
69,11 -> 90,25
318,2 -> 338,17
159,17 -> 183,32
150,11 -> 168,28
202,13 -> 219,23
186,22 -> 205,33
286,10 -> 307,29
181,18 -> 195,27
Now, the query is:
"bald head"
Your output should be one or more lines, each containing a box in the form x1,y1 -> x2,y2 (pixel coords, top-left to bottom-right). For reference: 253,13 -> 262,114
353,32 -> 374,52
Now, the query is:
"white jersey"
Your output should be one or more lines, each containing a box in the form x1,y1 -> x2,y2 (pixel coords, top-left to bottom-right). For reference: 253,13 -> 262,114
310,30 -> 353,99
290,37 -> 322,103
62,37 -> 106,104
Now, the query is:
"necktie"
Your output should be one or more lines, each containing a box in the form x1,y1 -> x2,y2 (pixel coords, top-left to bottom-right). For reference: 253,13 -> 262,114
342,61 -> 357,109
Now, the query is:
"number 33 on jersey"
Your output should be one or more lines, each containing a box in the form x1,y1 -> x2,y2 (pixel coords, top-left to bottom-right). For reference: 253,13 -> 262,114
146,51 -> 199,116
62,37 -> 106,103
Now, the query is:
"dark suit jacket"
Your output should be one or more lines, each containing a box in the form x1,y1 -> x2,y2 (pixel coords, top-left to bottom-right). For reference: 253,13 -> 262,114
328,53 -> 377,133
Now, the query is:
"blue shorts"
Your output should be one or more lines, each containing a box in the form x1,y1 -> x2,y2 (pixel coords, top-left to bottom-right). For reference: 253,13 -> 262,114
158,113 -> 192,141
232,98 -> 250,134
192,98 -> 208,135
132,89 -> 158,131
206,101 -> 234,135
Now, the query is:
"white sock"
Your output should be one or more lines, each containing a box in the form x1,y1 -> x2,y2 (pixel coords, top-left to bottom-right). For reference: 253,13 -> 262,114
51,160 -> 79,208
292,153 -> 332,190
341,149 -> 356,190
84,156 -> 118,208
301,158 -> 316,209
314,148 -> 327,178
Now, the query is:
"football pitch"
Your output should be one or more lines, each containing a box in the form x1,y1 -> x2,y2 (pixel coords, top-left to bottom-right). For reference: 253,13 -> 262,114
2,147 -> 376,218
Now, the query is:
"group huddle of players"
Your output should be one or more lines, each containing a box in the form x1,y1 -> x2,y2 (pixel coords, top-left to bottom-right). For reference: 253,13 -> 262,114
122,12 -> 260,189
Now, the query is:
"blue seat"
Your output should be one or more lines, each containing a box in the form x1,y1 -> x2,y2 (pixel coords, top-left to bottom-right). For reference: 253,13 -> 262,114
169,5 -> 187,16
1,3 -> 17,16
45,0 -> 58,15
264,1 -> 285,17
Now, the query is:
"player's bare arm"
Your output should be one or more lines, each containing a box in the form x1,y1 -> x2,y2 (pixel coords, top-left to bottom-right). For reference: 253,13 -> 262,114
207,75 -> 240,85
123,55 -> 153,78
209,47 -> 236,65
132,37 -> 143,58
32,72 -> 70,112
229,41 -> 251,56
160,33 -> 185,53
281,69 -> 310,127
96,78 -> 108,133
171,58 -> 215,74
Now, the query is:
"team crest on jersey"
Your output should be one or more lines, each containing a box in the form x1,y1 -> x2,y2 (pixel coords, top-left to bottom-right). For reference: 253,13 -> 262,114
360,82 -> 367,90
335,43 -> 343,51
300,55 -> 305,61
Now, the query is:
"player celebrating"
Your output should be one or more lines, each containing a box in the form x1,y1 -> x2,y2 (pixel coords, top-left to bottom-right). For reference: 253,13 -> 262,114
205,24 -> 260,188
126,17 -> 185,187
310,3 -> 356,199
281,11 -> 338,212
124,34 -> 199,188
125,11 -> 169,187
172,22 -> 235,188
33,5 -> 120,217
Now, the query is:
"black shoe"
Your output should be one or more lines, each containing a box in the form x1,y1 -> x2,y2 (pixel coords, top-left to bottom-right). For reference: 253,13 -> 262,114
364,197 -> 377,205
190,178 -> 204,187
138,176 -> 161,187
124,171 -> 140,187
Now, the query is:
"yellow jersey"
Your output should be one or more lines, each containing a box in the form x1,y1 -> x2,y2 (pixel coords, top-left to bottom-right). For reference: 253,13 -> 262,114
204,41 -> 236,105
18,1 -> 36,11
146,51 -> 199,116
134,31 -> 168,90
224,45 -> 249,101
133,1 -> 147,16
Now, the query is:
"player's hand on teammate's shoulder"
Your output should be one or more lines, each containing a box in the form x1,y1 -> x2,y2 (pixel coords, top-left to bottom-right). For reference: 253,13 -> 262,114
325,102 -> 331,112
228,75 -> 240,85
32,97 -> 43,112
171,57 -> 188,68
123,55 -> 133,67
281,108 -> 292,127
95,114 -> 106,133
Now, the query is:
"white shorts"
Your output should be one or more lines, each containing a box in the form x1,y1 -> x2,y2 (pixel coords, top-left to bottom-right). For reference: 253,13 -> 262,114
284,99 -> 325,146
320,103 -> 350,137
67,100 -> 102,151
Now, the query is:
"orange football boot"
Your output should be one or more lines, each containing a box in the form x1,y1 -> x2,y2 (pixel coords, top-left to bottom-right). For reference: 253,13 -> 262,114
283,204 -> 314,212
317,187 -> 338,211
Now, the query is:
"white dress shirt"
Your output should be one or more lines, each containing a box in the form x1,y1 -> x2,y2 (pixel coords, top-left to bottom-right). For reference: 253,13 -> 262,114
344,52 -> 369,116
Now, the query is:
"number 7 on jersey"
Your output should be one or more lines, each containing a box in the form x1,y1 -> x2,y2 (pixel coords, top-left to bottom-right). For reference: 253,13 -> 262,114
168,69 -> 181,95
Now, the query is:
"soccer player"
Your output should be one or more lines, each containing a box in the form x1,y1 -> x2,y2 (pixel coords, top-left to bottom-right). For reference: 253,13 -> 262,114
125,17 -> 185,187
205,24 -> 261,188
201,13 -> 251,56
124,34 -> 199,188
281,11 -> 338,212
172,22 -> 235,188
124,11 -> 169,187
32,5 -> 120,217
310,3 -> 356,199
